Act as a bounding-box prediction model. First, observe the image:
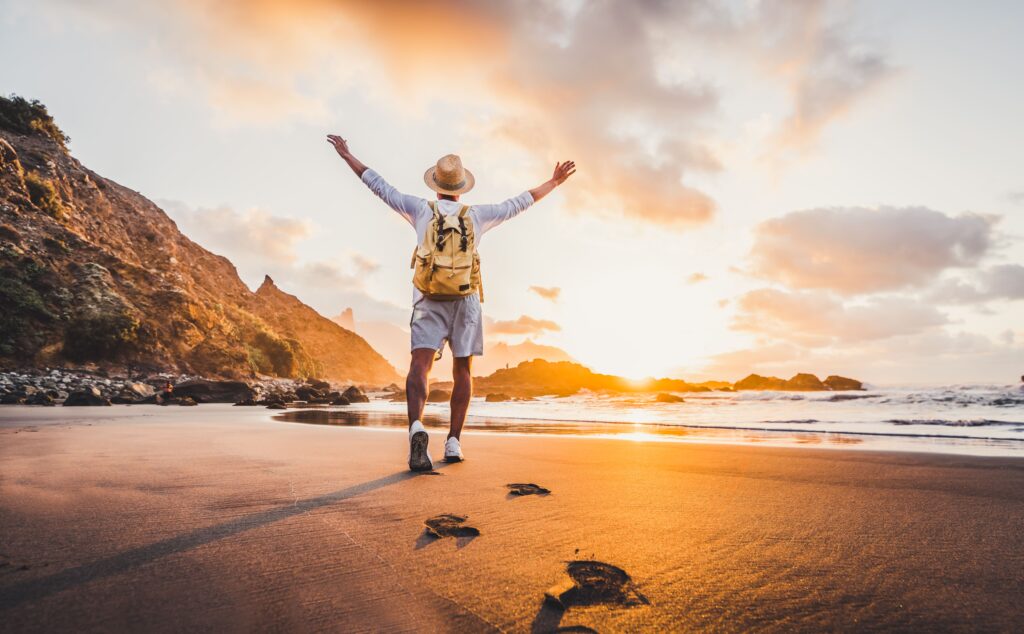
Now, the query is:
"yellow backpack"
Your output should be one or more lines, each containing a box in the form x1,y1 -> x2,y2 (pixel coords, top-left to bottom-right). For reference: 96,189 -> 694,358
411,201 -> 483,301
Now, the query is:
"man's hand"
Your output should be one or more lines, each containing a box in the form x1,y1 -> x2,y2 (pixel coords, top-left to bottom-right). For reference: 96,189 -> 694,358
530,159 -> 577,202
552,160 -> 576,186
327,134 -> 368,177
326,134 -> 350,157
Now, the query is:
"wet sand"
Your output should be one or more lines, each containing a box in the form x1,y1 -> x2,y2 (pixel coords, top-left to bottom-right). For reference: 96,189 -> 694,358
1,405 -> 1023,632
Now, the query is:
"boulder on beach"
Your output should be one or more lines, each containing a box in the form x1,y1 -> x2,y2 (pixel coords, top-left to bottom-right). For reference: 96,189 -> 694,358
233,399 -> 258,406
124,382 -> 155,399
824,375 -> 864,391
655,393 -> 685,403
26,392 -> 56,406
784,373 -> 826,391
63,387 -> 111,406
342,385 -> 370,403
171,379 -> 254,403
294,385 -> 323,401
485,393 -> 510,402
307,379 -> 331,391
178,396 -> 198,406
266,402 -> 287,410
330,395 -> 351,406
427,389 -> 451,403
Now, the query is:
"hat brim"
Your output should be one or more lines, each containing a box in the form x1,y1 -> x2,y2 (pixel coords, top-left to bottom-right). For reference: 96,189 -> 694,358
423,166 -> 475,195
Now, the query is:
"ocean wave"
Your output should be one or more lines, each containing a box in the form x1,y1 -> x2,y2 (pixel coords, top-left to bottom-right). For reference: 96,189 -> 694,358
734,392 -> 807,401
886,418 -> 1023,427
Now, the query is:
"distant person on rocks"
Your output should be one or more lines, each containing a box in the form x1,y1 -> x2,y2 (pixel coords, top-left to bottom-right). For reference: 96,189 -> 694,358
328,134 -> 575,471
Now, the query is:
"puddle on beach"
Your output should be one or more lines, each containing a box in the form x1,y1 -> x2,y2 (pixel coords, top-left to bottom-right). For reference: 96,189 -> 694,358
272,408 -> 866,448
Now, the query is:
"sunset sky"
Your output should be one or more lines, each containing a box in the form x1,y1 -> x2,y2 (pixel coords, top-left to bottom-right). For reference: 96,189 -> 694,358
3,0 -> 1022,383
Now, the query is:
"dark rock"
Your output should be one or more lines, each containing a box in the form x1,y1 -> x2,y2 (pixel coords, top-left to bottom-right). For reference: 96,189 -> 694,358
26,392 -> 56,406
784,373 -> 826,391
1,394 -> 26,404
172,379 -> 254,403
266,402 -> 287,410
330,395 -> 351,406
824,375 -> 864,391
307,379 -> 331,391
178,396 -> 198,406
294,386 -> 323,401
233,399 -> 258,406
734,374 -> 788,391
63,387 -> 110,406
427,389 -> 451,403
485,393 -> 510,402
342,385 -> 369,403
109,395 -> 138,404
655,393 -> 685,403
308,397 -> 332,404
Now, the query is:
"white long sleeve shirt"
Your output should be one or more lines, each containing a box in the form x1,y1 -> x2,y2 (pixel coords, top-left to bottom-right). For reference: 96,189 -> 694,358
361,168 -> 534,303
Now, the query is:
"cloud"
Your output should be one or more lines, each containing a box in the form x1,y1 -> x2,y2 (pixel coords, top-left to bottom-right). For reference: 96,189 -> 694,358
162,199 -> 403,321
749,206 -> 996,294
202,73 -> 329,126
686,272 -> 708,284
752,0 -> 893,152
66,0 -> 889,228
529,286 -> 561,301
928,264 -> 1024,304
699,328 -> 1023,385
162,200 -> 311,269
486,315 -> 561,336
351,253 -> 379,274
1005,191 -> 1024,205
732,288 -> 947,345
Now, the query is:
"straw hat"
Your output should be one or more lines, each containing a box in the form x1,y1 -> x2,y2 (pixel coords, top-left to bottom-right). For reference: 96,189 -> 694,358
423,154 -> 475,195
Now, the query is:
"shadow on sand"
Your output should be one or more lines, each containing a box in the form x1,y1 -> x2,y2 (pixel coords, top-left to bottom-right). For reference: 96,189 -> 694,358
0,466 -> 448,611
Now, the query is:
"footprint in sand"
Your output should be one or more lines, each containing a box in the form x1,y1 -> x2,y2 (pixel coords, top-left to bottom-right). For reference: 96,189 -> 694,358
506,483 -> 550,496
545,560 -> 649,608
423,514 -> 481,539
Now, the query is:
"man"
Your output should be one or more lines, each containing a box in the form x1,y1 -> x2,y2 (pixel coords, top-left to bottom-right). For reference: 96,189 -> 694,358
327,134 -> 575,471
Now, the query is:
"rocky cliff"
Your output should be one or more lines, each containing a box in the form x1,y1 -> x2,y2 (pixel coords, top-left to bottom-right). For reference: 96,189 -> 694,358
0,96 -> 398,384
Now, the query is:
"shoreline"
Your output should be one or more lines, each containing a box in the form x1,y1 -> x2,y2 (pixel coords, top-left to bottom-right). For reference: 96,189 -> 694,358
2,407 -> 1022,631
4,402 -> 1024,458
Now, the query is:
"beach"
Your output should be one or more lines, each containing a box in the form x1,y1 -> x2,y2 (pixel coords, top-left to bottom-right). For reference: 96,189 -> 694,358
2,405 -> 1023,632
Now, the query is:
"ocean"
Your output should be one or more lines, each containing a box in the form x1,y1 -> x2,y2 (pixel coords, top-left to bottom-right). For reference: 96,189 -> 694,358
281,384 -> 1024,457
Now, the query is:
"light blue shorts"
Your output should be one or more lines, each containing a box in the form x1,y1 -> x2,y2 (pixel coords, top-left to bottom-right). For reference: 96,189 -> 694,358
410,295 -> 484,358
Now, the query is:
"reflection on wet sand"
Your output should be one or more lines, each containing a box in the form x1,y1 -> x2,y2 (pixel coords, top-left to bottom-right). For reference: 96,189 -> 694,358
273,408 -> 865,447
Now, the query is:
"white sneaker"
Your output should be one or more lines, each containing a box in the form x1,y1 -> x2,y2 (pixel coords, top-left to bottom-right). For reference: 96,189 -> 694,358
444,436 -> 464,463
408,421 -> 433,472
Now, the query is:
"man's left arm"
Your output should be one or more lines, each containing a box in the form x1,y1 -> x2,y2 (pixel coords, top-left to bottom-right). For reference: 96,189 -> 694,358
474,160 -> 576,233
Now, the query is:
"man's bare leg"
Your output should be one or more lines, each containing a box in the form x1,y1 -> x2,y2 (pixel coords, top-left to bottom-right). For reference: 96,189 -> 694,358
406,348 -> 435,427
449,356 -> 473,440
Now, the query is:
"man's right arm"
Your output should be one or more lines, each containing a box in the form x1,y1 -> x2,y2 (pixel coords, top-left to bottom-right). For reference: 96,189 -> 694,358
327,134 -> 368,177
327,134 -> 424,225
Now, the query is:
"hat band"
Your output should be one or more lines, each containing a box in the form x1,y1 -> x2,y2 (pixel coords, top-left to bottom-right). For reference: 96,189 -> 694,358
433,172 -> 466,191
